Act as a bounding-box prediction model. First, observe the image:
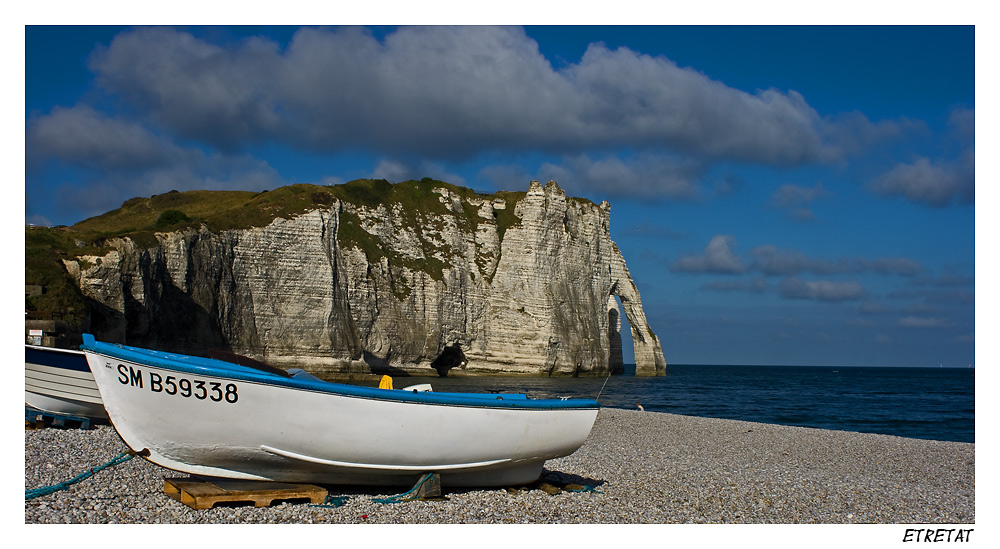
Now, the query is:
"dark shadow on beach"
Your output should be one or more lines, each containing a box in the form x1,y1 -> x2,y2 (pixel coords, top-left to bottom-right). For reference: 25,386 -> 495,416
313,469 -> 606,502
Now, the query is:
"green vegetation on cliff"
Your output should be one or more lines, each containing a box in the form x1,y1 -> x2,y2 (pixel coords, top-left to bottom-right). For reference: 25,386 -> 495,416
24,226 -> 91,323
330,178 -> 526,288
24,179 -> 545,317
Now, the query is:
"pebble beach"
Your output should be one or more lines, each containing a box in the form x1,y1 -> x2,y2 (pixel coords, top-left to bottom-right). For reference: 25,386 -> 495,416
24,407 -> 974,525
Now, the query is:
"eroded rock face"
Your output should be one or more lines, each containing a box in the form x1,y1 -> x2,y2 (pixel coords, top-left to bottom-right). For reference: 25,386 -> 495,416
65,181 -> 667,376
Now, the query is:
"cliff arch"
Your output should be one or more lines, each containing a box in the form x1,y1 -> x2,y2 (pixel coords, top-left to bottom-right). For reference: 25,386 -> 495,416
60,180 -> 667,377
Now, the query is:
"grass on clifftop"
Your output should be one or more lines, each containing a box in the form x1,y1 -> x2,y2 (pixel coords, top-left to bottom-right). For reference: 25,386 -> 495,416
25,178 -> 542,317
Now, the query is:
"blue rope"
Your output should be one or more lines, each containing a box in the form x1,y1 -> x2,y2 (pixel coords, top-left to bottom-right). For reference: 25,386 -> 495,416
371,473 -> 437,504
566,484 -> 603,494
309,494 -> 351,508
25,450 -> 138,500
308,473 -> 438,509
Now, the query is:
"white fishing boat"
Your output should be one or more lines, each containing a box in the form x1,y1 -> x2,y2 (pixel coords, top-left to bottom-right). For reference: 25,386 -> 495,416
81,334 -> 599,487
25,344 -> 108,420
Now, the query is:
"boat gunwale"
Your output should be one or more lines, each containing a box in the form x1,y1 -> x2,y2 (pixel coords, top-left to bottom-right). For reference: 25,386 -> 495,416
25,344 -> 91,373
81,335 -> 600,411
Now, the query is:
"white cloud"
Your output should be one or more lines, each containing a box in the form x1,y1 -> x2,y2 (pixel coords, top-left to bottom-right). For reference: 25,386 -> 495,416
371,159 -> 411,182
820,110 -> 924,158
89,28 -> 286,150
870,156 -> 974,207
561,43 -> 833,164
863,257 -> 922,276
778,277 -> 866,302
749,245 -> 921,276
672,238 -> 923,281
537,153 -> 703,200
25,105 -> 285,221
750,245 -> 834,276
671,235 -> 746,274
26,105 -> 192,171
29,25 -> 944,216
868,106 -> 974,207
83,26 -> 847,166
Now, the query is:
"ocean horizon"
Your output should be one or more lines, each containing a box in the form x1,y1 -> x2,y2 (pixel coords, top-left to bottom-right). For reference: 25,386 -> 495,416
402,363 -> 975,444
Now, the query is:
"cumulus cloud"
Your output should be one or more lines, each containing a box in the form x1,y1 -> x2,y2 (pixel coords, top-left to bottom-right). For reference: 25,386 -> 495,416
820,110 -> 925,158
89,28 -> 286,151
870,156 -> 974,207
863,257 -> 923,276
84,26 -> 845,166
672,239 -> 943,306
25,105 -> 285,222
26,105 -> 195,172
672,238 -> 923,281
537,153 -> 703,200
748,245 -> 921,277
671,235 -> 746,274
371,159 -> 411,182
750,245 -> 836,275
869,107 -> 974,207
25,25 -> 936,213
561,43 -> 833,165
62,154 -> 282,223
778,277 -> 867,302
29,25 -> 957,226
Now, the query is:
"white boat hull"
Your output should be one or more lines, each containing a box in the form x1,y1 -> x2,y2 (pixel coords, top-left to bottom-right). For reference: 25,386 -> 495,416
25,345 -> 108,419
82,335 -> 599,487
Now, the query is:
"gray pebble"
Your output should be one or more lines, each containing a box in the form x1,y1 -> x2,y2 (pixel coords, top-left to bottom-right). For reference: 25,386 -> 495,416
25,408 -> 974,524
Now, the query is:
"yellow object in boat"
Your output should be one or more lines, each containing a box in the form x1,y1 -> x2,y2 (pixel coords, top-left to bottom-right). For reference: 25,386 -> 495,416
379,375 -> 393,390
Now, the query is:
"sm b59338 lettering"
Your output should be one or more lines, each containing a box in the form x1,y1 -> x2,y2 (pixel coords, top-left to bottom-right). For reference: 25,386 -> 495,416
116,364 -> 239,403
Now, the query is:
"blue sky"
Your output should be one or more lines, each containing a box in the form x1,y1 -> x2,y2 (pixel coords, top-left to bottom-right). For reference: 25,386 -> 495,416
22,19 -> 979,368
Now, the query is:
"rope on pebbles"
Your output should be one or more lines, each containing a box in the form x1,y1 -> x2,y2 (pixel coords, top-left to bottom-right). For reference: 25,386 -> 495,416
25,450 -> 143,501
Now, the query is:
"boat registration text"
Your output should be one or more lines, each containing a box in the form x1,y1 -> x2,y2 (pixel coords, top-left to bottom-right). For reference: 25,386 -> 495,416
111,363 -> 239,403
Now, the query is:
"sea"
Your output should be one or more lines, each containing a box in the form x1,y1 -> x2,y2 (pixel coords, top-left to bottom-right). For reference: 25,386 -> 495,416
402,364 -> 975,444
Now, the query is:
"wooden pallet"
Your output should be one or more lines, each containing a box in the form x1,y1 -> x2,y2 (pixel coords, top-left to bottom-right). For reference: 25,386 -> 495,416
164,477 -> 328,510
25,407 -> 92,430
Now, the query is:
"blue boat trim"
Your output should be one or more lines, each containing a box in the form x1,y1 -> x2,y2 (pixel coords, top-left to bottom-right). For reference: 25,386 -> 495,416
25,345 -> 91,373
80,334 -> 599,411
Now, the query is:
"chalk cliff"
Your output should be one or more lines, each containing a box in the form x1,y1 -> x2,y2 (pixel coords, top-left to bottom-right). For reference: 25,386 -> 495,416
63,180 -> 667,376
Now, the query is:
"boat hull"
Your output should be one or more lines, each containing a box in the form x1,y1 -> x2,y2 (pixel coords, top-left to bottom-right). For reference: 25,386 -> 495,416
25,345 -> 108,419
82,336 -> 598,487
